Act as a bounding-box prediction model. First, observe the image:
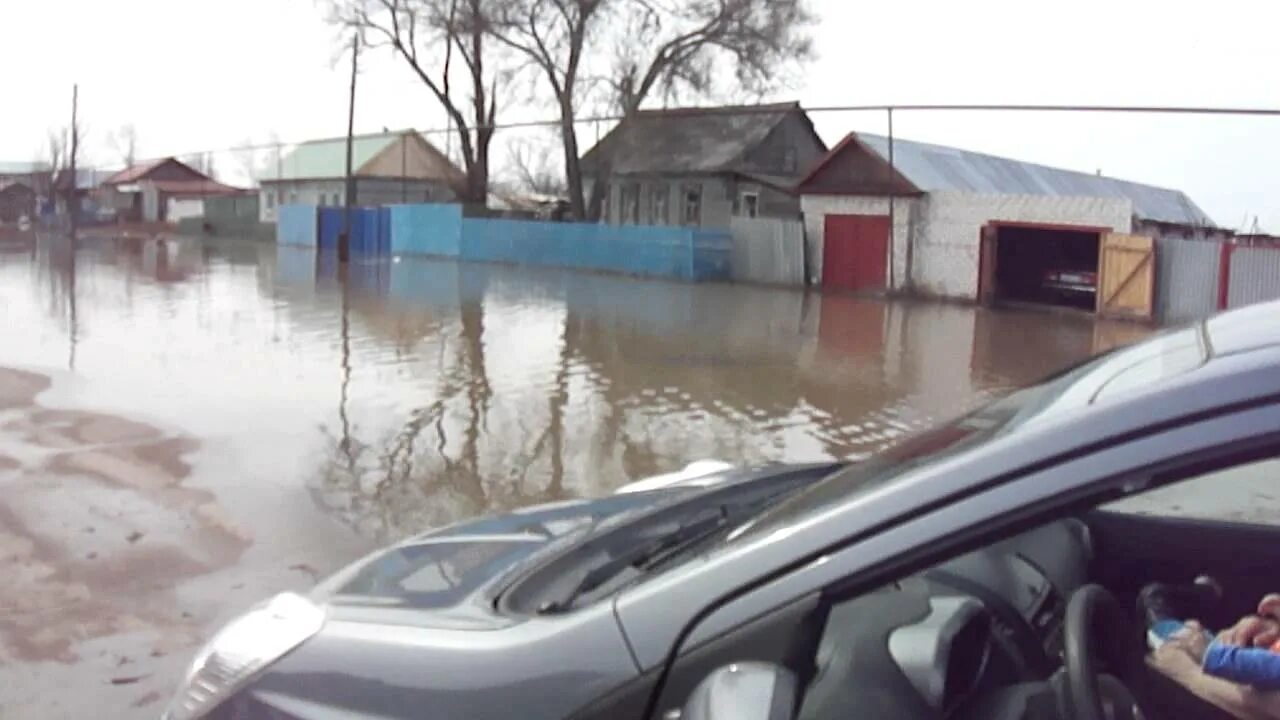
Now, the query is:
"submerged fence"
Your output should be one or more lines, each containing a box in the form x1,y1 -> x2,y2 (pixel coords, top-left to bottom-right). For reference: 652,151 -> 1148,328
278,203 -> 731,282
728,217 -> 805,285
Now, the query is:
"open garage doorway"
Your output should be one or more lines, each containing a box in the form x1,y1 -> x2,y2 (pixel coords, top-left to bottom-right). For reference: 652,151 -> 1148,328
982,223 -> 1102,311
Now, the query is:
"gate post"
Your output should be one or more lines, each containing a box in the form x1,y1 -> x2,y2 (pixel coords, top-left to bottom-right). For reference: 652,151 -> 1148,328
1218,242 -> 1235,310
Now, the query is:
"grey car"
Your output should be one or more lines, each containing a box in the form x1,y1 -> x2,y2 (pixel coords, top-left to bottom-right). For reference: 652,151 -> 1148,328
167,300 -> 1280,720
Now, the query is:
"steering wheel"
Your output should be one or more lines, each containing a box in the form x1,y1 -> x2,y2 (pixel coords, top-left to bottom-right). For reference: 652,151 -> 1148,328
1062,584 -> 1148,720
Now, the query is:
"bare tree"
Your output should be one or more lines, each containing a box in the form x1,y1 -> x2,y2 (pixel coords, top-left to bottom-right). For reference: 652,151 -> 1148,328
107,124 -> 138,167
181,152 -> 217,179
607,0 -> 814,114
45,119 -> 86,216
261,131 -> 285,183
232,137 -> 261,186
488,0 -> 604,220
505,135 -> 567,195
44,129 -> 67,185
329,0 -> 514,205
491,0 -> 814,220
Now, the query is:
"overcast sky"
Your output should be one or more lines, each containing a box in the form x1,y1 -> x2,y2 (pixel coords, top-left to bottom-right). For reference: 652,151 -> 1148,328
4,0 -> 1278,230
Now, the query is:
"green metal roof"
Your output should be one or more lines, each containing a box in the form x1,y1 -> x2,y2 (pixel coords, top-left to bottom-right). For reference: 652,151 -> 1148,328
268,132 -> 400,181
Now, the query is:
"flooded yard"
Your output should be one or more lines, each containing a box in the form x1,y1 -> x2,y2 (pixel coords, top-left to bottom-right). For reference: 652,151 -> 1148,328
0,234 -> 1148,718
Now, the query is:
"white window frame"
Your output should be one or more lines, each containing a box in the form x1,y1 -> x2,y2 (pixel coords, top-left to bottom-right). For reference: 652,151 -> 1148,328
682,183 -> 702,226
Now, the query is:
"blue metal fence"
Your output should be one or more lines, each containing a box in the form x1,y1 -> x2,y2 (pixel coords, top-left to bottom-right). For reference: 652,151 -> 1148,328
277,205 -> 318,247
317,207 -> 390,255
281,203 -> 731,283
457,216 -> 729,281
389,204 -> 463,257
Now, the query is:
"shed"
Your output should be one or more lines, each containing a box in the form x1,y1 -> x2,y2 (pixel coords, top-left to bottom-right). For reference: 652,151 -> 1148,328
799,132 -> 1218,318
102,158 -> 241,223
259,130 -> 465,222
580,102 -> 827,227
0,182 -> 36,224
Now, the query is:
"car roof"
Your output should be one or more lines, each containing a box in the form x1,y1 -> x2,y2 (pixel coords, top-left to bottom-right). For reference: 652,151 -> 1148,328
1205,300 -> 1280,356
1019,299 -> 1280,430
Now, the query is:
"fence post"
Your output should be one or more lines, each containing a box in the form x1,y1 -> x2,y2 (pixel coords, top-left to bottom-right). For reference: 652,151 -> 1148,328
1218,242 -> 1235,310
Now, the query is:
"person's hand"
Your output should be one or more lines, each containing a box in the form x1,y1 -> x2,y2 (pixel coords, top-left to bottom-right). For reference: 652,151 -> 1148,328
1219,614 -> 1280,648
1172,620 -> 1212,662
1257,594 -> 1280,622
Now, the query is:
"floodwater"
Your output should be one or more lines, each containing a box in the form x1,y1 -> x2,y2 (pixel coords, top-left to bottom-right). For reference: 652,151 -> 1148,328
0,234 -> 1149,718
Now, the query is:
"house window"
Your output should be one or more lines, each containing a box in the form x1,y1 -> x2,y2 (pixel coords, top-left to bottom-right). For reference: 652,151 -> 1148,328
783,148 -> 798,174
265,192 -> 274,209
647,185 -> 668,225
681,183 -> 702,226
619,183 -> 641,224
289,191 -> 298,204
740,192 -> 759,218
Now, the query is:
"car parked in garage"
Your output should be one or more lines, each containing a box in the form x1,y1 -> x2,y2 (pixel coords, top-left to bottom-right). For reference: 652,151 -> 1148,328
1042,268 -> 1097,301
166,301 -> 1280,720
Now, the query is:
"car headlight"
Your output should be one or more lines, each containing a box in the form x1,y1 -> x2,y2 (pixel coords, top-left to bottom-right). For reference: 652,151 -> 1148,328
164,592 -> 325,720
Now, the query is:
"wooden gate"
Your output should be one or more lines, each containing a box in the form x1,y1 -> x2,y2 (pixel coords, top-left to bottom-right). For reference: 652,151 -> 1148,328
822,214 -> 889,292
977,225 -> 999,305
1096,233 -> 1156,319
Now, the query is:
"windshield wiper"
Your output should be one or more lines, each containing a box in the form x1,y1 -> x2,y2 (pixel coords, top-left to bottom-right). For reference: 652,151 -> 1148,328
538,508 -> 730,613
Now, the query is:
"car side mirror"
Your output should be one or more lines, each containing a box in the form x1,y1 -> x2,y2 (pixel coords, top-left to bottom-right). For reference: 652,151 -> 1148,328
681,662 -> 799,720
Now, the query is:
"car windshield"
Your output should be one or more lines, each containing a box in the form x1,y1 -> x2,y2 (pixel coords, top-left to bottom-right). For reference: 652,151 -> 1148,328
736,324 -> 1208,539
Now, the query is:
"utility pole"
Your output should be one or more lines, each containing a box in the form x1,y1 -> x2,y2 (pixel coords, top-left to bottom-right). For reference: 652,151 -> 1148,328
68,84 -> 79,237
340,34 -> 359,264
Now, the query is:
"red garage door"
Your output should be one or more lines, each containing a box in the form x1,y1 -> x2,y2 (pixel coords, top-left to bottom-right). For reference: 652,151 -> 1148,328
823,214 -> 890,292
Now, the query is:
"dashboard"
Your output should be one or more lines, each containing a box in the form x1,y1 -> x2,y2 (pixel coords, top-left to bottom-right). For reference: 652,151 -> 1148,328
797,519 -> 1093,720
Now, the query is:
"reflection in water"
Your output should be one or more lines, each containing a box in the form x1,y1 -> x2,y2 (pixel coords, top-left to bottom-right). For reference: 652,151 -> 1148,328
0,238 -> 1146,544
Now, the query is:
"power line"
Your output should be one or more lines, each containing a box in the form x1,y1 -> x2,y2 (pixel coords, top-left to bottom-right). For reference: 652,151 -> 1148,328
68,102 -> 1280,170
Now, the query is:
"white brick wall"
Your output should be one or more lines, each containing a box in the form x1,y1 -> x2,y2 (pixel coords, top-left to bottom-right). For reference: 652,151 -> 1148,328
911,192 -> 1132,299
800,195 -> 915,288
802,191 -> 1134,300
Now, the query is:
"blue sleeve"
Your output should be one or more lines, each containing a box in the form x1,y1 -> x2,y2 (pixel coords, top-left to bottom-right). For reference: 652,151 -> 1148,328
1203,642 -> 1280,690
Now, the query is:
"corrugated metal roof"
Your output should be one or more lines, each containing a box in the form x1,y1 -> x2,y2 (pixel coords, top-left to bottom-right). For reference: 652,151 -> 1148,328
857,133 -> 1214,227
268,133 -> 400,181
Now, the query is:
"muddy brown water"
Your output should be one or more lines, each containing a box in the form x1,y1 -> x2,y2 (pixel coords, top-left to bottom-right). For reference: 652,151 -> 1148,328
0,235 -> 1149,718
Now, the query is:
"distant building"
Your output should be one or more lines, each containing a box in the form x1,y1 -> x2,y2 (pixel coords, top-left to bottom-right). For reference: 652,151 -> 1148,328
101,158 -> 242,223
799,132 -> 1219,317
53,168 -> 118,219
259,130 -> 465,223
0,162 -> 52,199
0,181 -> 36,224
580,102 -> 828,227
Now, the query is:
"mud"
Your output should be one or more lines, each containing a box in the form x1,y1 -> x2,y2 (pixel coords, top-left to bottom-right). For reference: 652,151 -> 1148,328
0,366 -> 253,712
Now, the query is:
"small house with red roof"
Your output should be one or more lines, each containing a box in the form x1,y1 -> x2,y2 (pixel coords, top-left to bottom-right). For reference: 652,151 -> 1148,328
101,158 -> 243,223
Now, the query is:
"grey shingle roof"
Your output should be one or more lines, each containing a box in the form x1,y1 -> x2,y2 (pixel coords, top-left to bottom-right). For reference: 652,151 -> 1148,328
858,133 -> 1214,227
580,103 -> 802,176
